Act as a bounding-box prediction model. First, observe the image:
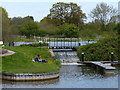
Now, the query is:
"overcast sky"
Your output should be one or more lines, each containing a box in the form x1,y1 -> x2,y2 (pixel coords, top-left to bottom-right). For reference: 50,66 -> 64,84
0,0 -> 119,22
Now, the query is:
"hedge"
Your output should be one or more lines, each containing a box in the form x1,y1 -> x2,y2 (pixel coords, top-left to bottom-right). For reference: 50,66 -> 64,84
20,43 -> 48,47
77,37 -> 119,61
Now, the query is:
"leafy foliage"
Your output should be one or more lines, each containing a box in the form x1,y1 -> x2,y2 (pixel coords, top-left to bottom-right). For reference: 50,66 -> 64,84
1,7 -> 11,42
41,2 -> 86,27
10,16 -> 34,25
58,24 -> 79,37
114,23 -> 120,35
90,2 -> 117,31
39,18 -> 58,36
19,21 -> 39,38
77,37 -> 119,61
1,7 -> 19,42
20,43 -> 48,47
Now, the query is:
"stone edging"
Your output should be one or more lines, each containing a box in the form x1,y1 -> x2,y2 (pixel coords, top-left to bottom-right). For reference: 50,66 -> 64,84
1,72 -> 59,81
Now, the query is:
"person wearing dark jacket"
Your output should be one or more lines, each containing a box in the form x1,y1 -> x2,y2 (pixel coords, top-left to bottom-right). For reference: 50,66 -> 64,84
35,54 -> 41,62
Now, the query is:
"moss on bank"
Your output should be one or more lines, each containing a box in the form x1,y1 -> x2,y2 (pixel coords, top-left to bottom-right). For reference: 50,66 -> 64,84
2,47 -> 61,73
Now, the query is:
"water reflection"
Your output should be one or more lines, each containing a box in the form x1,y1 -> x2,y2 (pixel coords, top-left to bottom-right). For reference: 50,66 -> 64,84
2,78 -> 59,86
60,66 -> 104,80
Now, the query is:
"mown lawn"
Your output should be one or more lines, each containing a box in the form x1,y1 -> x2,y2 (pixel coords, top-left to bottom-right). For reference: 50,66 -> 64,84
2,46 -> 61,73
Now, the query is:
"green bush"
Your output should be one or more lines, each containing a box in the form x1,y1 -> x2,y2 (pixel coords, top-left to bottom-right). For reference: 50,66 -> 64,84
20,43 -> 48,47
77,37 -> 119,61
53,60 -> 61,67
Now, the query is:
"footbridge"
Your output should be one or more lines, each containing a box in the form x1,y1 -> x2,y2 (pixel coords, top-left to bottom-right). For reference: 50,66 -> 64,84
46,38 -> 96,49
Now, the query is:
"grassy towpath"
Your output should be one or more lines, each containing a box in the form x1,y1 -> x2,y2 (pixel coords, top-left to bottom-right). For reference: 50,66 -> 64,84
2,46 -> 61,73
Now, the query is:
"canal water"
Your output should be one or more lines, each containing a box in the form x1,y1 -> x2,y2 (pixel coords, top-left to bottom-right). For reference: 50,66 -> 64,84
2,65 -> 119,88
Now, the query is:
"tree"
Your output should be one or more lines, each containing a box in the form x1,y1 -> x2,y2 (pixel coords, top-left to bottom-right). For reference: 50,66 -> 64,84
39,17 -> 58,36
20,21 -> 38,38
0,7 -> 12,42
10,16 -> 34,25
114,23 -> 120,35
10,16 -> 34,38
90,2 -> 117,31
58,24 -> 79,38
0,7 -> 20,43
42,2 -> 86,28
0,7 -> 2,41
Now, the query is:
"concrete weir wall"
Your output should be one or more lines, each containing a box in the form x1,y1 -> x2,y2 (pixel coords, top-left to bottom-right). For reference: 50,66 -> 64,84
1,72 -> 59,81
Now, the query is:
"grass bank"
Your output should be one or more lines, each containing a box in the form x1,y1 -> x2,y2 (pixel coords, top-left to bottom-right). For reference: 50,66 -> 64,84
2,46 -> 61,73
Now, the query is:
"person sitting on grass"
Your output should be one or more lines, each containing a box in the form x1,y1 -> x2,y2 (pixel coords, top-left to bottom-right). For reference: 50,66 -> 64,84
35,54 -> 42,62
34,54 -> 48,63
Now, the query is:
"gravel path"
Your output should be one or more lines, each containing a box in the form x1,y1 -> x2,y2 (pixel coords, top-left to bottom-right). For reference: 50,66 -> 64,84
0,50 -> 15,56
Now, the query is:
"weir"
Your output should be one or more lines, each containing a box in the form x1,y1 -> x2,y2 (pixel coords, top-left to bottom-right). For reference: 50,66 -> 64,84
52,49 -> 80,65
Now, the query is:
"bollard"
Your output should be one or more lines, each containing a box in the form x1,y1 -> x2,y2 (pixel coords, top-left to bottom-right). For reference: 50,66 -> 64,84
111,52 -> 114,64
82,52 -> 84,64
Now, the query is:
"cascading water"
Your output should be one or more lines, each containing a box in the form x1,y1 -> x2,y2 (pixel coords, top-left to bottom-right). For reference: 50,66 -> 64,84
53,50 -> 79,63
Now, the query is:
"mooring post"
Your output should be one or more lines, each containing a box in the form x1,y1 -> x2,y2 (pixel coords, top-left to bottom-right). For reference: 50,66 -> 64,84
64,38 -> 65,48
57,38 -> 58,48
54,38 -> 55,48
82,52 -> 84,64
61,38 -> 62,48
111,52 -> 114,64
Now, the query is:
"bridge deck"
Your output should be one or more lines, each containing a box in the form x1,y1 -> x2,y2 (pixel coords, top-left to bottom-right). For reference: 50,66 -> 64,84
88,62 -> 116,70
49,46 -> 77,49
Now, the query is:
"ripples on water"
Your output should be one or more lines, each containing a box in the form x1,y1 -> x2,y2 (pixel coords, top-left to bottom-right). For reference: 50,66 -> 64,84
2,65 -> 119,88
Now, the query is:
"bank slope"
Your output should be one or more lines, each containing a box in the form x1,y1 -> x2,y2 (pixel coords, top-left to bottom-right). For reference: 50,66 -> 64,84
2,47 -> 61,73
